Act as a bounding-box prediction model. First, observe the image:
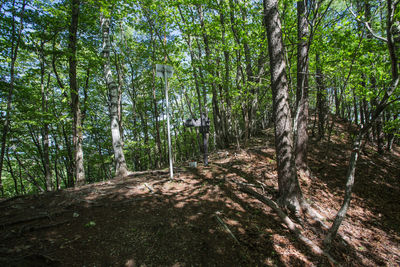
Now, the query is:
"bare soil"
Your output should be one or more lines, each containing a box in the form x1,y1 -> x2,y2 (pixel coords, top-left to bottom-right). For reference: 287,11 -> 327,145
0,123 -> 399,266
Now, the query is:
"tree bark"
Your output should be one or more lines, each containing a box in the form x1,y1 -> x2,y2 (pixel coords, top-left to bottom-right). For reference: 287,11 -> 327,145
295,0 -> 310,174
263,0 -> 303,213
69,0 -> 85,187
100,14 -> 130,177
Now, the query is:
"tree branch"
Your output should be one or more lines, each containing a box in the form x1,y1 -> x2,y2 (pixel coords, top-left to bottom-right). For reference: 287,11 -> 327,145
348,3 -> 387,42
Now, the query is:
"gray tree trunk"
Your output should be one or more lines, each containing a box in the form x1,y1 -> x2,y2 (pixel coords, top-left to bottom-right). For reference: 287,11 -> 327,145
100,14 -> 130,177
68,0 -> 85,187
295,0 -> 310,174
263,0 -> 303,213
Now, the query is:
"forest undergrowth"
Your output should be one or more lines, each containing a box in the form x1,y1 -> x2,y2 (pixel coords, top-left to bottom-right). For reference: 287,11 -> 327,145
0,119 -> 399,266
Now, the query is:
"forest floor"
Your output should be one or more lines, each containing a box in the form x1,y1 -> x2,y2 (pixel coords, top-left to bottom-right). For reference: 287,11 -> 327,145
0,119 -> 399,266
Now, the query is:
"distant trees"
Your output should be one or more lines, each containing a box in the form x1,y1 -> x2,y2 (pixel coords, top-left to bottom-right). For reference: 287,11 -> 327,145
0,0 -> 26,196
0,0 -> 397,213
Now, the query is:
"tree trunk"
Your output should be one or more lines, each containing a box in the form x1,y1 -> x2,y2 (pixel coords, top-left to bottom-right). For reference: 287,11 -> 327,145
69,0 -> 85,187
324,131 -> 364,247
150,29 -> 162,168
376,114 -> 384,154
101,14 -> 130,177
6,149 -> 19,195
39,40 -> 53,192
263,0 -> 303,213
316,52 -> 327,140
294,0 -> 310,174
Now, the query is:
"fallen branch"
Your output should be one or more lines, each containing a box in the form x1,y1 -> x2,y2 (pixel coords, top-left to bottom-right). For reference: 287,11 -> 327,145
0,210 -> 67,228
126,168 -> 183,178
18,220 -> 70,235
214,213 -> 240,245
239,186 -> 338,265
144,183 -> 155,194
0,195 -> 24,206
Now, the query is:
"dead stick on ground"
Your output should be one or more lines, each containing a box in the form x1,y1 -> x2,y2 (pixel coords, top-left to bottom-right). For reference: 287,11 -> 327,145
144,183 -> 154,194
0,210 -> 68,227
239,186 -> 338,266
214,213 -> 240,245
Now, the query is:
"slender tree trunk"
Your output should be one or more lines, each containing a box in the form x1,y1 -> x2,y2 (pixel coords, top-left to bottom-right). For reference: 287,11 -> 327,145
39,40 -> 53,192
68,0 -> 85,186
61,124 -> 74,187
101,14 -> 130,177
6,149 -> 18,195
376,114 -> 384,154
263,0 -> 303,213
150,29 -> 162,168
295,0 -> 310,174
353,88 -> 359,125
197,5 -> 213,160
0,0 -> 26,197
324,131 -> 364,247
386,113 -> 397,152
325,0 -> 399,247
316,52 -> 327,140
177,7 -> 204,152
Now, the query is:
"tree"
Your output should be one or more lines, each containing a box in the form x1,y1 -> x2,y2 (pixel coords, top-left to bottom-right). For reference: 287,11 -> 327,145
294,0 -> 310,175
68,0 -> 85,186
100,13 -> 130,177
263,0 -> 303,213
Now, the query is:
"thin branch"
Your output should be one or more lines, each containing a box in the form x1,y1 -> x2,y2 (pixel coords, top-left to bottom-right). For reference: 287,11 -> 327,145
348,3 -> 387,42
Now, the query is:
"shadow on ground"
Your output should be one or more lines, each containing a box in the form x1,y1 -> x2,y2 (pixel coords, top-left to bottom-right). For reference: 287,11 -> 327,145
0,123 -> 399,266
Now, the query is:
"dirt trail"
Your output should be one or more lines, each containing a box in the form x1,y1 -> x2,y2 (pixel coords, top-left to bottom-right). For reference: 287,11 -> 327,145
0,128 -> 399,266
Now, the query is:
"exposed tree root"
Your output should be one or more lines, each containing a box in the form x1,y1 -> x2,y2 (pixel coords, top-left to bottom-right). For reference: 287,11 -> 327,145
239,186 -> 338,266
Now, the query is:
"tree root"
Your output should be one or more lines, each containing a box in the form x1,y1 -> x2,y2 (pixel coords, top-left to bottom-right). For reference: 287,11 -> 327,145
239,186 -> 339,266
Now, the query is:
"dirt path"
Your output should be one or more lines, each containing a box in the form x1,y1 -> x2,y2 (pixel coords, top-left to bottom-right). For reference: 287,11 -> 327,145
0,131 -> 399,266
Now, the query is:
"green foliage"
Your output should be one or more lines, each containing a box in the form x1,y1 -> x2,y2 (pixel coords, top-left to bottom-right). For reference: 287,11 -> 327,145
0,0 -> 398,197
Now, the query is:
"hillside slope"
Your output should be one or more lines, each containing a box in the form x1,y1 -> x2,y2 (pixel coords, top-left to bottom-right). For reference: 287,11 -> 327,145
0,123 -> 399,266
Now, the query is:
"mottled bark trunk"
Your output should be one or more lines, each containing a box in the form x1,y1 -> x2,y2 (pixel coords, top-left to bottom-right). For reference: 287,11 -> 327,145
295,0 -> 310,174
263,0 -> 303,213
101,14 -> 129,177
69,0 -> 85,187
